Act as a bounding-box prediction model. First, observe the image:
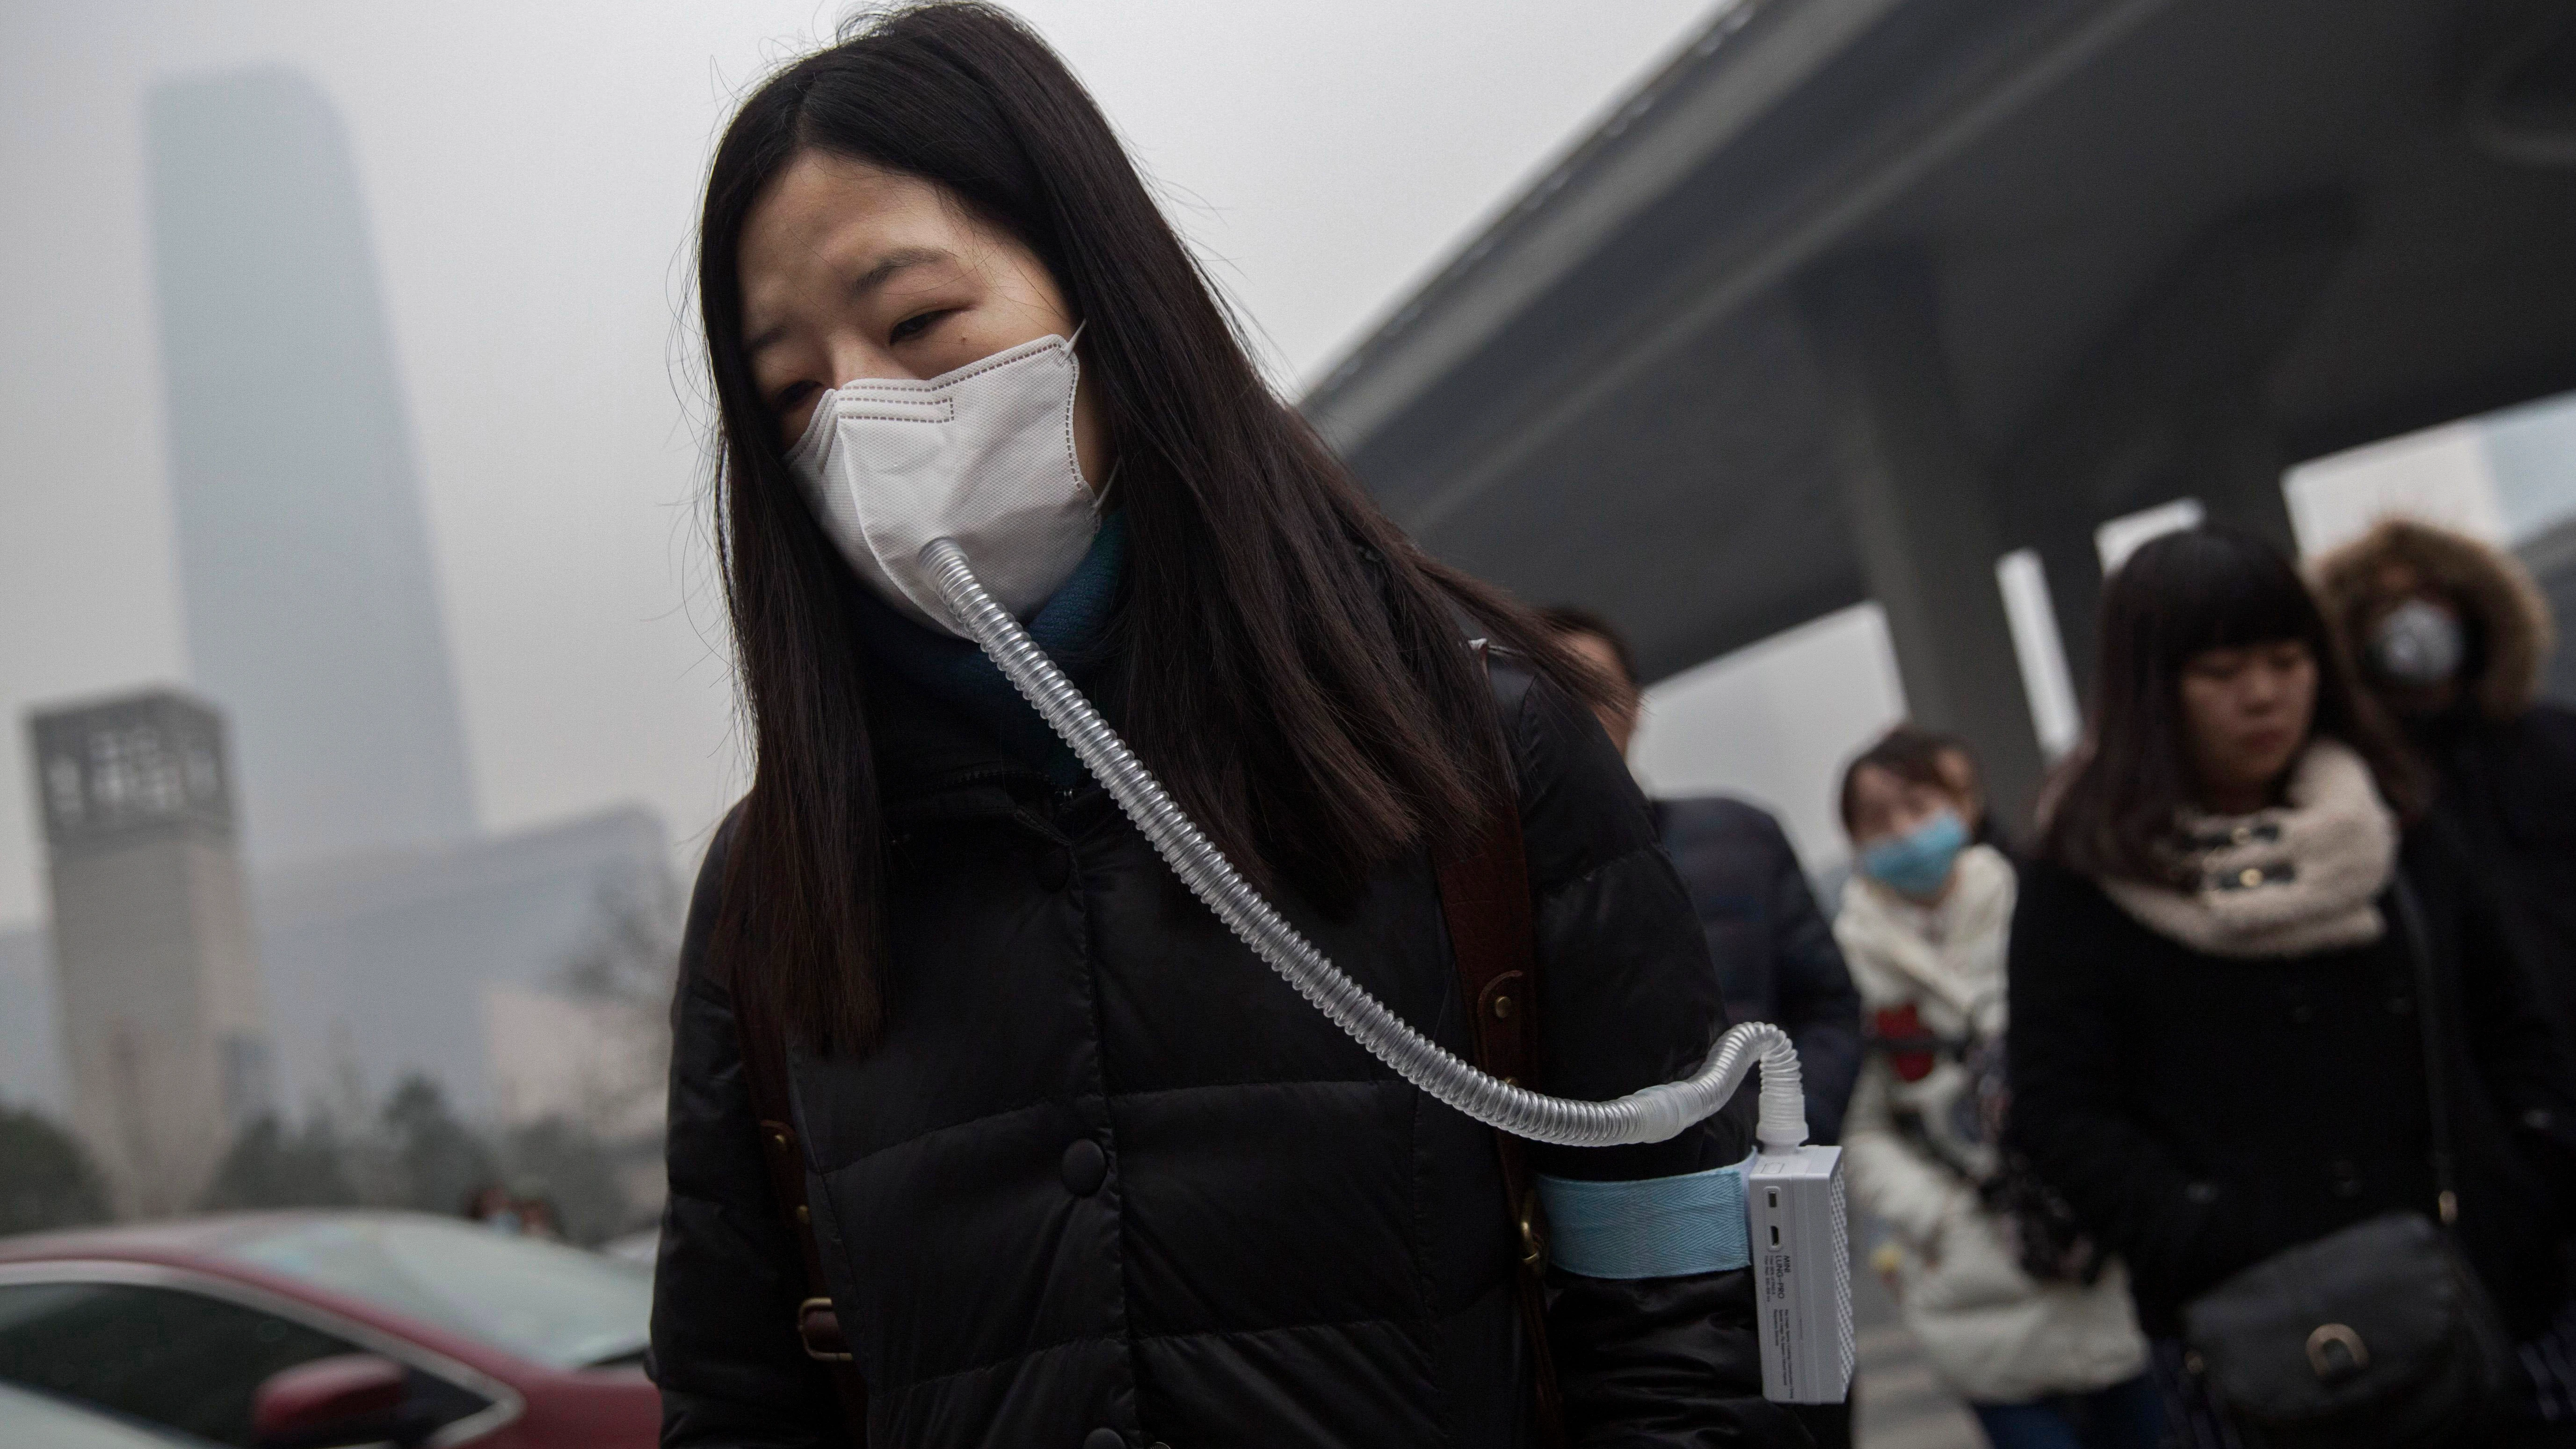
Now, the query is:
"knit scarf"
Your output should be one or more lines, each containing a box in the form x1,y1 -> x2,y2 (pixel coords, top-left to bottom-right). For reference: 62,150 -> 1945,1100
2100,739 -> 2397,959
848,512 -> 1127,790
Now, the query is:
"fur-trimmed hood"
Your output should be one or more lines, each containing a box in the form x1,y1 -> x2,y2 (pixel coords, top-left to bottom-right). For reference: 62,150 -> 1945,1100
2311,516 -> 2555,721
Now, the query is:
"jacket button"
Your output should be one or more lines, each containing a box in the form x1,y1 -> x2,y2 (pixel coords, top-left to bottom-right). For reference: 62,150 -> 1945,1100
2290,1004 -> 2315,1025
1037,849 -> 1073,891
2330,1159 -> 2362,1197
1061,1138 -> 1108,1196
1082,1430 -> 1124,1449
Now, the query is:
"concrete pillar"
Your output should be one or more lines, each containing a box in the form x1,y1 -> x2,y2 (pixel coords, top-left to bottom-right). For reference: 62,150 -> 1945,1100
1999,192 -> 2358,696
2030,516 -> 2106,694
2191,412 -> 2299,556
2017,415 -> 2292,703
1800,251 -> 2046,828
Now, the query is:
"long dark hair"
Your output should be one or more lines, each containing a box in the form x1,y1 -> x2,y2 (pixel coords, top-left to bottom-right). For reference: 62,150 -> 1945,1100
699,2 -> 1590,1047
2040,526 -> 2419,884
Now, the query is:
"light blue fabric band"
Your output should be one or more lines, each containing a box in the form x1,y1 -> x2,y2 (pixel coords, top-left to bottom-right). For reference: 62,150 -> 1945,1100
1535,1152 -> 1757,1279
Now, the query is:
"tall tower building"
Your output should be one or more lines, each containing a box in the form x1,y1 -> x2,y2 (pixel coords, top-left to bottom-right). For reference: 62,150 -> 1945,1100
145,68 -> 476,867
30,690 -> 272,1217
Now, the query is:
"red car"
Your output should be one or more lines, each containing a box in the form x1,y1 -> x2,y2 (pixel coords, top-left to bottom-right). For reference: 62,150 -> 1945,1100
0,1211 -> 660,1448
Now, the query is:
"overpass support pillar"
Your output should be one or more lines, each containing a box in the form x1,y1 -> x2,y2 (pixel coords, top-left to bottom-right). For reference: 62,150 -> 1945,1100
2029,518 -> 2105,693
2027,410 -> 2298,696
2194,413 -> 2300,555
1800,253 -> 2044,827
2003,192 -> 2353,695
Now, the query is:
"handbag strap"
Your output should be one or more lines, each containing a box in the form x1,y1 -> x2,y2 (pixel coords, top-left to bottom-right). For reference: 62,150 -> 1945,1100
1432,642 -> 1569,1449
731,963 -> 873,1444
2387,873 -> 2460,1226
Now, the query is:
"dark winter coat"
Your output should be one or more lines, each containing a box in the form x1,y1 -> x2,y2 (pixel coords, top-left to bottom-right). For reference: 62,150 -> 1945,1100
651,655 -> 1805,1448
2004,832 -> 2576,1341
2412,706 -> 2576,1057
1651,798 -> 1863,1145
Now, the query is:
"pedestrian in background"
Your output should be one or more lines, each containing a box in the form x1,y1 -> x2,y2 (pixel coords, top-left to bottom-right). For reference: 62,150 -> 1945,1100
1546,606 -> 1858,1448
2008,526 -> 2576,1447
1546,606 -> 1865,1145
1834,727 -> 2155,1449
2314,517 -> 2576,1057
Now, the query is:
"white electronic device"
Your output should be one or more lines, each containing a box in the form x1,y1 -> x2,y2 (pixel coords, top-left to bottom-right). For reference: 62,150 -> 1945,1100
1748,1145 -> 1854,1405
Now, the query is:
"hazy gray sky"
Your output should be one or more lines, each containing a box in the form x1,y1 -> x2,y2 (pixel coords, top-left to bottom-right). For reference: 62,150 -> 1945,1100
0,0 -> 1717,924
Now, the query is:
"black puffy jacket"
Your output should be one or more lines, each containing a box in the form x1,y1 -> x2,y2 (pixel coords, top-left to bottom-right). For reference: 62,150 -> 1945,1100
652,654 -> 1807,1448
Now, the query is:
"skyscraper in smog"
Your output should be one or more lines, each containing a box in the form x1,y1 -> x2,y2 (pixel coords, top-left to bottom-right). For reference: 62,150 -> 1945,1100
145,68 -> 476,867
29,690 -> 272,1216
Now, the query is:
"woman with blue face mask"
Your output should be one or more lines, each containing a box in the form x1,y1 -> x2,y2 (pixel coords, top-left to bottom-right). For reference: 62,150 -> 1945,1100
653,7 -> 1800,1448
1833,729 -> 2156,1449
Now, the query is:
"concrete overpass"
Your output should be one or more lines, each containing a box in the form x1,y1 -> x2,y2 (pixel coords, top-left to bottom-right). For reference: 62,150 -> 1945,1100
1304,0 -> 2576,820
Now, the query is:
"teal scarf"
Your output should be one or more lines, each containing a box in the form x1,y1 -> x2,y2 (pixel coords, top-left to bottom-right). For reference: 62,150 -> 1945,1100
848,513 -> 1126,790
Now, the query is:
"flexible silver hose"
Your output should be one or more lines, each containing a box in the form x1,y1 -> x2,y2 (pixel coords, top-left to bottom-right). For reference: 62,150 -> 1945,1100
921,537 -> 1808,1152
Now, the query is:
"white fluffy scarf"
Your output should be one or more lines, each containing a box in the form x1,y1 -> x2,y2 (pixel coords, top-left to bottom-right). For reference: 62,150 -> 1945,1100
2101,739 -> 2397,959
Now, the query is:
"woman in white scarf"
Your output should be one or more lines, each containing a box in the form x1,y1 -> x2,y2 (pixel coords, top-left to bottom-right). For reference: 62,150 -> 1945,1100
1834,728 -> 2155,1448
2006,527 -> 2576,1447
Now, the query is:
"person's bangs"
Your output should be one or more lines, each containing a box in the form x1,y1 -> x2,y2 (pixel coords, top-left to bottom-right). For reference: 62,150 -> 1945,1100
2126,528 -> 2325,669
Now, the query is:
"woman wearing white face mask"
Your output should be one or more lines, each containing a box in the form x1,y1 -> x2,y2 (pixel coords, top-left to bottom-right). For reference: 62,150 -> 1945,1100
2312,519 -> 2576,1074
1833,728 -> 2154,1449
654,7 -> 1802,1448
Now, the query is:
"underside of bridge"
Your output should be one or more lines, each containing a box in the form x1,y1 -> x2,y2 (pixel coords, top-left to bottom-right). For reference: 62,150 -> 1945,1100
1304,0 -> 2576,819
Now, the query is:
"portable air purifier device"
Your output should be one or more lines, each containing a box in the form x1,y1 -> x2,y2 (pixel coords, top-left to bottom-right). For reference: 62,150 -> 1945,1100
1749,1145 -> 1853,1404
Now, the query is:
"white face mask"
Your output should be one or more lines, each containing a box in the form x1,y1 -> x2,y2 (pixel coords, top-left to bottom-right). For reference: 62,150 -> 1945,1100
2370,598 -> 2466,687
786,330 -> 1100,637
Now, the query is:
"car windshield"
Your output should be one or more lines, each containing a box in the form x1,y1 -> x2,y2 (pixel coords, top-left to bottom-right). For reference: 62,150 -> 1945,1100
218,1215 -> 650,1369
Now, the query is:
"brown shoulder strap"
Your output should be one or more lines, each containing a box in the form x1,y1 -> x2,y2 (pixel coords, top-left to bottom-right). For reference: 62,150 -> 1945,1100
732,968 -> 872,1444
1435,643 -> 1568,1449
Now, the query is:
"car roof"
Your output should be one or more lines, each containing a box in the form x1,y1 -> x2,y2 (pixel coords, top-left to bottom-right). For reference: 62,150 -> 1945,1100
0,1210 -> 548,1385
0,1209 -> 414,1262
0,1209 -> 655,1386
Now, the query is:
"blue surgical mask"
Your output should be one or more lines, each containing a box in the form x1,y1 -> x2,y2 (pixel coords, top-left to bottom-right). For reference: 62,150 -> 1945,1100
1859,809 -> 1968,899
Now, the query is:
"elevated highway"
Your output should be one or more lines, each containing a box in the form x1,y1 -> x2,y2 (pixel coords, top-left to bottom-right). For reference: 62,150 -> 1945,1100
1305,0 -> 2576,816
